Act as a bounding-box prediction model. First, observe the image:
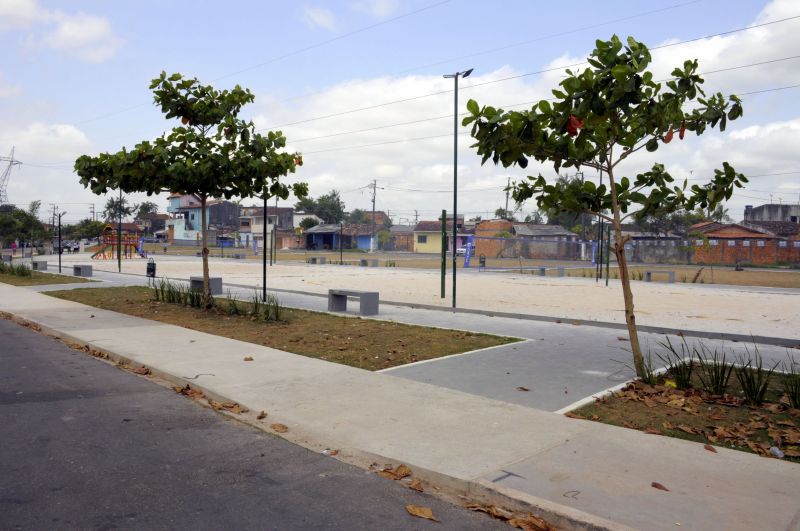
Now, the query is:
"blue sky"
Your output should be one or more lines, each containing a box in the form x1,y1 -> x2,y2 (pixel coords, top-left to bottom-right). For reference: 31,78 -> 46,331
1,0 -> 798,225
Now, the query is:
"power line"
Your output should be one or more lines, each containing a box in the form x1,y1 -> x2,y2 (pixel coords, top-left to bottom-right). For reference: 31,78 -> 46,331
264,14 -> 800,130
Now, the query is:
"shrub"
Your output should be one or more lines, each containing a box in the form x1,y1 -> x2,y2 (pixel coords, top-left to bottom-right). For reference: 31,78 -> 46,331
782,353 -> 800,408
696,344 -> 734,395
735,346 -> 778,406
656,337 -> 694,390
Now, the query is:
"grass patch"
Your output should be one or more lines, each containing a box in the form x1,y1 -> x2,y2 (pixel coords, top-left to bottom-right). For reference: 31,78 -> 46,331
47,286 -> 519,371
0,270 -> 91,286
573,366 -> 800,462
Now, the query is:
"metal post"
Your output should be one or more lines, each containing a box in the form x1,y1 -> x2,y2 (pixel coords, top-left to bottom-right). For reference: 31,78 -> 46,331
370,179 -> 376,253
605,225 -> 611,287
452,76 -> 458,309
339,222 -> 343,263
273,196 -> 278,264
262,194 -> 267,302
441,209 -> 446,298
58,213 -> 62,273
117,189 -> 122,273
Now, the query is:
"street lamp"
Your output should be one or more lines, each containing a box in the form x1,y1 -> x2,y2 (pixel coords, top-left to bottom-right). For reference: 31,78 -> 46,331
57,211 -> 66,273
262,192 -> 268,302
443,68 -> 473,309
339,221 -> 343,264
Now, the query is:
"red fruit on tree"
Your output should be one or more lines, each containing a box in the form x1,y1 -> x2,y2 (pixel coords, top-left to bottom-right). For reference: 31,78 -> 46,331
679,121 -> 686,140
565,115 -> 584,137
664,127 -> 674,144
181,116 -> 189,125
294,156 -> 303,166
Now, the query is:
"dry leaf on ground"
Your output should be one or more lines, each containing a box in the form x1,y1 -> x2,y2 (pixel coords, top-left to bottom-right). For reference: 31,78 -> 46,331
508,514 -> 555,531
409,477 -> 423,492
243,356 -> 254,361
256,410 -> 267,420
132,366 -> 151,375
516,386 -> 530,392
270,423 -> 288,433
704,444 -> 718,453
651,482 -> 670,492
405,505 -> 439,522
378,464 -> 412,480
221,402 -> 247,414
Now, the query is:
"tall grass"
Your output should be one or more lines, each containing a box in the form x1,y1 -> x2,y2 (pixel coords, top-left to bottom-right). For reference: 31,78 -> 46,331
782,353 -> 800,408
151,278 -> 208,309
0,261 -> 32,277
656,337 -> 694,390
696,343 -> 734,395
735,346 -> 778,406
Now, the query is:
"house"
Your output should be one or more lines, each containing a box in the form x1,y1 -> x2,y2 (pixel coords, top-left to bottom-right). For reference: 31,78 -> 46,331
238,206 -> 296,249
304,223 -> 373,250
473,220 -> 583,259
388,225 -> 414,252
165,194 -> 239,243
414,220 -> 454,253
687,221 -> 798,265
744,203 -> 800,223
135,213 -> 170,235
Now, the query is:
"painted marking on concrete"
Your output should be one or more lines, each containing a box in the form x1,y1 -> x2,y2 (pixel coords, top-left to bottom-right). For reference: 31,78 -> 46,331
490,469 -> 525,483
377,340 -> 534,373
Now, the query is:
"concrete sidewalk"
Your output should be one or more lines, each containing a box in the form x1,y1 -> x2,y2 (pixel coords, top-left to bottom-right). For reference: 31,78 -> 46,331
1,283 -> 799,530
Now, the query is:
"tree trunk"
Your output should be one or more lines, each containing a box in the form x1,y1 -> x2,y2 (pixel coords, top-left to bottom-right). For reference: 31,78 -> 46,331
606,166 -> 646,378
200,194 -> 211,309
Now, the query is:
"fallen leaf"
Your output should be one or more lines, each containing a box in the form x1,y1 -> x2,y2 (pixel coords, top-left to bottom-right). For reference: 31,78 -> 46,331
564,412 -> 585,419
643,397 -> 657,408
409,477 -> 423,492
776,419 -> 796,427
651,481 -> 670,492
405,505 -> 439,522
703,444 -> 718,453
516,386 -> 530,392
617,336 -> 629,341
644,427 -> 662,435
378,464 -> 412,480
677,425 -> 698,435
783,447 -> 800,457
132,366 -> 151,376
221,402 -> 247,414
508,514 -> 555,531
243,356 -> 254,361
256,410 -> 267,420
270,423 -> 288,433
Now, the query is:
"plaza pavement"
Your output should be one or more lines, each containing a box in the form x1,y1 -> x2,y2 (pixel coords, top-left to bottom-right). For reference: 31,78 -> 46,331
2,258 -> 799,529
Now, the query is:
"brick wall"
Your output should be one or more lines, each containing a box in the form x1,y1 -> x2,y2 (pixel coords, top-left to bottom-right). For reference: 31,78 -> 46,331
692,239 -> 800,265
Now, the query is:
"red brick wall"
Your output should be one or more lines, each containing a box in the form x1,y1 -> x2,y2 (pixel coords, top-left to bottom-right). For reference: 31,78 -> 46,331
475,220 -> 513,258
692,239 -> 800,265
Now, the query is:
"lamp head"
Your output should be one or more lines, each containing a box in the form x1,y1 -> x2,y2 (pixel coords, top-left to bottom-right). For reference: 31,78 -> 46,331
462,68 -> 473,78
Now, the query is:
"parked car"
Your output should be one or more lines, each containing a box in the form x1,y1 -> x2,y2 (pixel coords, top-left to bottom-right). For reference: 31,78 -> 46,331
455,246 -> 474,257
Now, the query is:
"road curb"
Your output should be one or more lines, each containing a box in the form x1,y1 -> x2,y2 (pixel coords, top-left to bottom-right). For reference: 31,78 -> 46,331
3,309 -> 629,531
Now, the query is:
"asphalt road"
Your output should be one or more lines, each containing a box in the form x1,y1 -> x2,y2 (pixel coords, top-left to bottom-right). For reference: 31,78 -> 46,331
0,319 -> 505,531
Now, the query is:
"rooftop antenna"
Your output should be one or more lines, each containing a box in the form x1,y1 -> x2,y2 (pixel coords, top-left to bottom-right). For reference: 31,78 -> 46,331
0,147 -> 22,205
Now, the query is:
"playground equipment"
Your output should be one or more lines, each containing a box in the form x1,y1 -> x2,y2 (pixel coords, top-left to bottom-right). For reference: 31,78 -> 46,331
91,225 -> 146,260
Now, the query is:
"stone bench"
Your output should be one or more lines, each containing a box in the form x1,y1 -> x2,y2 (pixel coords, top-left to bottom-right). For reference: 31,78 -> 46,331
189,276 -> 222,295
73,264 -> 93,277
1,254 -> 12,263
232,253 -> 245,259
309,256 -> 327,265
644,270 -> 675,283
536,266 -> 565,277
32,260 -> 47,271
328,289 -> 379,316
359,259 -> 379,267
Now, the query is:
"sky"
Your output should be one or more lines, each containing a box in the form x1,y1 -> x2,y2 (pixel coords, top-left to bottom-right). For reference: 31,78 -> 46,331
1,0 -> 799,226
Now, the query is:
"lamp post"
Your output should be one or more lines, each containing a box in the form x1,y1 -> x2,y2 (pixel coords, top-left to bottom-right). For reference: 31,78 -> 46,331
443,68 -> 473,309
117,189 -> 122,273
262,192 -> 267,302
339,221 -> 343,264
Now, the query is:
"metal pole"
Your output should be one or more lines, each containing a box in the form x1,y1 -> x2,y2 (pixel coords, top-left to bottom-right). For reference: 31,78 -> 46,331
605,225 -> 611,287
452,75 -> 458,309
441,209 -> 446,298
117,189 -> 122,273
339,222 -> 343,263
58,213 -> 62,273
370,179 -> 376,253
262,194 -> 267,302
274,196 -> 278,264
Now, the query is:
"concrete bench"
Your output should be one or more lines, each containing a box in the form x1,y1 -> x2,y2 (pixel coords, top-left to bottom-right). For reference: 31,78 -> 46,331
73,264 -> 93,277
1,254 -> 12,263
537,266 -> 565,277
644,270 -> 675,283
309,256 -> 327,265
359,259 -> 379,267
328,289 -> 379,316
32,260 -> 47,271
189,276 -> 222,295
232,253 -> 245,259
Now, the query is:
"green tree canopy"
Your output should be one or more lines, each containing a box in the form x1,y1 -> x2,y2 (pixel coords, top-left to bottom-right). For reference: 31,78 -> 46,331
75,71 -> 307,307
103,196 -> 134,221
135,201 -> 159,219
463,35 -> 747,378
0,206 -> 47,246
298,216 -> 320,230
294,190 -> 345,224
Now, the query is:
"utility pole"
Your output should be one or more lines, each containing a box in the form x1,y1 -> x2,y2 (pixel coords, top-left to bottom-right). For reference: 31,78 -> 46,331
505,177 -> 510,219
57,210 -> 66,273
414,210 -> 419,224
89,203 -> 96,222
117,189 -> 122,273
370,179 -> 377,253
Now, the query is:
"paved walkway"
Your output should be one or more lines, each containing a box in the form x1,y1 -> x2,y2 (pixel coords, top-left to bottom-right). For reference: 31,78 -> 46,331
2,281 -> 799,530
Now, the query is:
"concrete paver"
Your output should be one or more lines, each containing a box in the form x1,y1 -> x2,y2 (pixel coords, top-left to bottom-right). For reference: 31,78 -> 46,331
1,282 -> 798,530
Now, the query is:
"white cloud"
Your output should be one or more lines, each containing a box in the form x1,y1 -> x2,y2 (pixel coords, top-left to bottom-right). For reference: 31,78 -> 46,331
302,6 -> 337,31
41,12 -> 122,63
0,72 -> 22,98
2,0 -> 122,62
249,1 -> 800,222
350,0 -> 399,18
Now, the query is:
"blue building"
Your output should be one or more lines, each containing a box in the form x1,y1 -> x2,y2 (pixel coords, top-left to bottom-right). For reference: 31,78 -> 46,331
304,223 -> 373,251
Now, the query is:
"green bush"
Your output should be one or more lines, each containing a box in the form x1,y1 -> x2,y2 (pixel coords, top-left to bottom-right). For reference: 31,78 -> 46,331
656,337 -> 694,390
735,346 -> 778,406
696,344 -> 734,395
782,353 -> 800,408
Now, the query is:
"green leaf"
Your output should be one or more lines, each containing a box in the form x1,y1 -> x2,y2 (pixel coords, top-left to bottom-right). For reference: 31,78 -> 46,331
466,99 -> 479,115
645,138 -> 659,152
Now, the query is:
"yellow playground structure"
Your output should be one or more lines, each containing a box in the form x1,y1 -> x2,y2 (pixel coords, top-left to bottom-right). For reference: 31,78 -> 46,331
92,224 -> 145,260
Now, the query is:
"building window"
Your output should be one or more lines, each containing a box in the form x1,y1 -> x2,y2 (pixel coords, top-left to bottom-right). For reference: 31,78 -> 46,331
709,239 -> 718,246
190,214 -> 194,221
417,235 -> 427,244
743,240 -> 750,247
727,240 -> 736,247
779,241 -> 787,248
757,240 -> 765,247
794,241 -> 800,248
695,239 -> 703,246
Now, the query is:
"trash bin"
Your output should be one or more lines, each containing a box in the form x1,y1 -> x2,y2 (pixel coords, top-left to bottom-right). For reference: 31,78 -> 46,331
146,258 -> 156,278
478,254 -> 486,270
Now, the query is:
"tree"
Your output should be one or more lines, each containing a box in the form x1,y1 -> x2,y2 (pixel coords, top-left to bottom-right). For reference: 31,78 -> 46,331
76,71 -> 307,307
376,228 -> 391,250
103,196 -> 134,221
299,217 -> 320,230
524,211 -> 544,224
135,201 -> 159,220
494,207 -> 517,221
636,208 -> 704,237
294,190 -> 345,224
0,206 -> 46,247
69,219 -> 107,240
707,204 -> 731,222
347,208 -> 372,224
463,35 -> 747,378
